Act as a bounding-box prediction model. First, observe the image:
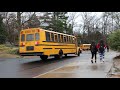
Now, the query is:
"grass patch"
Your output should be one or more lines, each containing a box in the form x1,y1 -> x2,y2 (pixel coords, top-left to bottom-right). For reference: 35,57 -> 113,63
0,44 -> 19,55
8,48 -> 19,54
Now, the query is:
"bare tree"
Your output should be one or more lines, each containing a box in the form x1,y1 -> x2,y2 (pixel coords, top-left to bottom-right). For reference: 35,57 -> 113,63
80,12 -> 97,43
67,12 -> 80,31
2,12 -> 43,45
3,13 -> 17,45
112,12 -> 120,30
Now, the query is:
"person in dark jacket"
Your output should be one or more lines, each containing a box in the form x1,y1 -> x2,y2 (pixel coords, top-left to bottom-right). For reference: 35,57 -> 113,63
90,41 -> 98,63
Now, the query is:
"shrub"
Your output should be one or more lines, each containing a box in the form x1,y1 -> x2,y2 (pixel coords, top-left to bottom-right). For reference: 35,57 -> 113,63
107,30 -> 120,51
8,48 -> 19,55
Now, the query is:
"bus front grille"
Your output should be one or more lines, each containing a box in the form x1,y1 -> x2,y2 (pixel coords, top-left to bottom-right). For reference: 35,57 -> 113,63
26,46 -> 34,51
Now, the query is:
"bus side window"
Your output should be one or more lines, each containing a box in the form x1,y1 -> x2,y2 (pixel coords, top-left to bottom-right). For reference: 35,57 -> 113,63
73,37 -> 74,43
66,36 -> 68,43
51,33 -> 54,42
64,36 -> 66,43
71,37 -> 73,43
67,36 -> 69,43
54,34 -> 58,42
61,35 -> 63,42
74,38 -> 76,44
70,36 -> 73,43
69,36 -> 71,43
46,32 -> 50,41
66,36 -> 67,43
58,34 -> 60,42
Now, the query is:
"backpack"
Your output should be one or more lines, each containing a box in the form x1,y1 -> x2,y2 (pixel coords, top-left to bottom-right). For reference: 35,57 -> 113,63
99,44 -> 105,53
91,45 -> 97,52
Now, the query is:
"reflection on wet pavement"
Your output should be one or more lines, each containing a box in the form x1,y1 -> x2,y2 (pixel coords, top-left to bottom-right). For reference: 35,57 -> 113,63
37,62 -> 110,78
35,50 -> 118,78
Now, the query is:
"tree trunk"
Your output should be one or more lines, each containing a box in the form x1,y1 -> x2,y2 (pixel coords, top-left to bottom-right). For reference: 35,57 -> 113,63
17,12 -> 22,33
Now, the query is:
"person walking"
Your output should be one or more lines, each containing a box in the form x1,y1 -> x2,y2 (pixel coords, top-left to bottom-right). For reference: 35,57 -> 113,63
90,41 -> 98,63
97,40 -> 106,63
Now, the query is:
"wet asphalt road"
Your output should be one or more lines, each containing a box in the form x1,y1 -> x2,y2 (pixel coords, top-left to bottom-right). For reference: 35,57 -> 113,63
0,53 -> 83,78
35,50 -> 118,78
0,50 -> 117,78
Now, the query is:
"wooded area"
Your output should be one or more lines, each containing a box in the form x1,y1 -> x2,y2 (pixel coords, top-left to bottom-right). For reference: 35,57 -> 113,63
0,12 -> 120,47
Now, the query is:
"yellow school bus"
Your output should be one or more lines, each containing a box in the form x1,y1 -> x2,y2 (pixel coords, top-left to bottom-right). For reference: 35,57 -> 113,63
19,28 -> 81,60
79,44 -> 91,50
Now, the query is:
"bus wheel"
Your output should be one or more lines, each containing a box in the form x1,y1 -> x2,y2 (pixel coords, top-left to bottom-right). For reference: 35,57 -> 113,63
77,50 -> 80,56
65,54 -> 67,57
55,50 -> 63,59
40,55 -> 48,61
59,50 -> 63,59
54,55 -> 59,59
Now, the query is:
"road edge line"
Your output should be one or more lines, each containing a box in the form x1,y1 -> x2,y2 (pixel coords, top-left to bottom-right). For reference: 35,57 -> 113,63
33,65 -> 66,78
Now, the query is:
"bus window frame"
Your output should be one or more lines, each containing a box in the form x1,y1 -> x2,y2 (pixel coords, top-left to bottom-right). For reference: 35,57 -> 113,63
66,36 -> 68,43
21,34 -> 25,42
67,36 -> 69,43
58,34 -> 60,42
72,37 -> 75,44
61,35 -> 63,43
71,36 -> 73,43
51,33 -> 54,42
69,36 -> 71,43
54,34 -> 58,42
35,33 -> 40,41
46,31 -> 51,42
64,35 -> 66,43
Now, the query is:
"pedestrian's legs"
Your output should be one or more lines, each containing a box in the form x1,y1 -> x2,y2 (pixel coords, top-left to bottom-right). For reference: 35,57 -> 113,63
91,52 -> 94,63
102,52 -> 105,62
95,52 -> 97,63
99,52 -> 102,61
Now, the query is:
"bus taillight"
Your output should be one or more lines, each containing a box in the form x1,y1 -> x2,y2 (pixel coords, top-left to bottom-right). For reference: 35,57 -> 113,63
21,42 -> 25,47
35,41 -> 39,46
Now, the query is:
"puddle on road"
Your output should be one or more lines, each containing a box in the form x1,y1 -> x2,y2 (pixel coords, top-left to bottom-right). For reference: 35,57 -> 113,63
53,66 -> 80,73
36,63 -> 110,78
38,73 -> 82,78
90,65 -> 98,70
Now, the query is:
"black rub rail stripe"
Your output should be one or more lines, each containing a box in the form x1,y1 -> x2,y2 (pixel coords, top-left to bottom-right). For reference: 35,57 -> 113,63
55,48 -> 76,49
43,48 -> 52,49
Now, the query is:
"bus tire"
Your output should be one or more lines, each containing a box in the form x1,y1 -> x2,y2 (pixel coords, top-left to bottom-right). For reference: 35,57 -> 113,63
54,55 -> 59,59
65,54 -> 67,57
40,55 -> 48,61
55,50 -> 63,59
59,50 -> 63,59
77,50 -> 80,56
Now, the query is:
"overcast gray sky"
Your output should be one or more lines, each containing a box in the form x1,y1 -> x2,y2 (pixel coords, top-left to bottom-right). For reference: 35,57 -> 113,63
67,12 -> 103,32
68,12 -> 103,24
